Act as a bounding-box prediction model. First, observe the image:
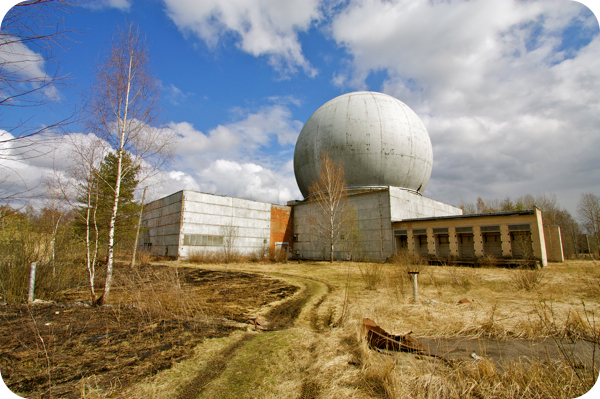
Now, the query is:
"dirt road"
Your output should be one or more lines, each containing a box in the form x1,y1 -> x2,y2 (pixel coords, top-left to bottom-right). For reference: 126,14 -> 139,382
168,270 -> 334,399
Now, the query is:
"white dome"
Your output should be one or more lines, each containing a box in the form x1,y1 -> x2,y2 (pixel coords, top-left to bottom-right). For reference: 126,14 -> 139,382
294,91 -> 433,198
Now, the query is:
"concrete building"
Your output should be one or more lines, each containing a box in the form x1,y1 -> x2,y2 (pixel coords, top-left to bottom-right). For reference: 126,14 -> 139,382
392,209 -> 548,267
140,91 -> 563,266
140,190 -> 292,258
291,187 -> 462,261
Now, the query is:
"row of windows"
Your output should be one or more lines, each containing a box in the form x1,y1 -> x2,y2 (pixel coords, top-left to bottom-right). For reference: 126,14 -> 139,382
183,234 -> 224,247
394,224 -> 530,237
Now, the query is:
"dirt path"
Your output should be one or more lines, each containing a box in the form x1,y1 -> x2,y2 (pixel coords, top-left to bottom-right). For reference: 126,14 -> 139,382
176,334 -> 257,399
165,270 -> 333,399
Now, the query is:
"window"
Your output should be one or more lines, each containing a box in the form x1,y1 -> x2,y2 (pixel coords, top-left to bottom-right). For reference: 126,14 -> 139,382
183,234 -> 224,247
481,225 -> 500,232
508,224 -> 530,231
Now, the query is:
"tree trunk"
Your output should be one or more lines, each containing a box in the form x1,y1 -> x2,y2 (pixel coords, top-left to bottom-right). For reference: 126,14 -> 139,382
101,51 -> 134,305
130,186 -> 146,268
102,148 -> 124,304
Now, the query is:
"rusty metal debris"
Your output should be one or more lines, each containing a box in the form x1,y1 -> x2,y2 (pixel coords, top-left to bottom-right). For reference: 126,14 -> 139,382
362,318 -> 429,354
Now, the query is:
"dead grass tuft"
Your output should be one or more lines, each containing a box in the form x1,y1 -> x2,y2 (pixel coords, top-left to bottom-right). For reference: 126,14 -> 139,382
357,262 -> 384,290
479,254 -> 498,268
135,250 -> 154,266
510,267 -> 546,291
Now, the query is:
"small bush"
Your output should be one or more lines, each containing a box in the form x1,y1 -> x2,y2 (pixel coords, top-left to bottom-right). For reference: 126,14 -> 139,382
358,263 -> 384,290
135,250 -> 154,266
250,244 -> 269,262
510,268 -> 546,291
388,251 -> 424,273
479,254 -> 498,268
269,247 -> 289,263
186,249 -> 221,264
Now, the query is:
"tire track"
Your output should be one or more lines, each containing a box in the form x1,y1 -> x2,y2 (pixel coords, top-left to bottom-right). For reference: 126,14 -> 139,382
176,333 -> 256,399
175,271 -> 332,398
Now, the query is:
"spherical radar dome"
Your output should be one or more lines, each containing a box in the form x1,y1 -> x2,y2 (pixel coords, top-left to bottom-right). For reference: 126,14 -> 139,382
294,91 -> 433,198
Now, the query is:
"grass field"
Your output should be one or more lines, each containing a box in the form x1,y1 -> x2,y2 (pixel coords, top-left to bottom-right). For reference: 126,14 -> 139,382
123,258 -> 600,399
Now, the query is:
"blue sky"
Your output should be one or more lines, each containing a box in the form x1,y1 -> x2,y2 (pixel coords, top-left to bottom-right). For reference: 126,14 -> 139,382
1,0 -> 599,216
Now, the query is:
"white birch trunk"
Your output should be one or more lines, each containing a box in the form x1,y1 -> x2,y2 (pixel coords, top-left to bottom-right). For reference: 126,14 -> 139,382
102,53 -> 133,304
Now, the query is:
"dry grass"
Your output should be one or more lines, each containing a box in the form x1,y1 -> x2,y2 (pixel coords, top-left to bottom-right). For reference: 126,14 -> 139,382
123,258 -> 600,398
509,267 -> 547,291
357,262 -> 384,290
135,249 -> 155,266
186,248 -> 242,264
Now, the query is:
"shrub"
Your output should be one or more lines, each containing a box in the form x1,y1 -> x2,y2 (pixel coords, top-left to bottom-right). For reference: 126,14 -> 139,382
358,263 -> 384,290
135,250 -> 154,266
510,267 -> 546,291
479,254 -> 498,268
186,249 -> 221,264
269,247 -> 289,263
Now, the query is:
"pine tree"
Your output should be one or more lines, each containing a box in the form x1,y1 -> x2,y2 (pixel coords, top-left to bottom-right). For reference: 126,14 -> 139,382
75,152 -> 140,253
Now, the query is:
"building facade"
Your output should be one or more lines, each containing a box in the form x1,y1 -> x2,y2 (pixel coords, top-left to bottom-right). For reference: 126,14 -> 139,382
392,208 -> 550,267
140,190 -> 292,258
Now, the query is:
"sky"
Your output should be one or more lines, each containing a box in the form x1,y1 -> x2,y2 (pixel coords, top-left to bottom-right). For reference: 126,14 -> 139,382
0,0 -> 599,216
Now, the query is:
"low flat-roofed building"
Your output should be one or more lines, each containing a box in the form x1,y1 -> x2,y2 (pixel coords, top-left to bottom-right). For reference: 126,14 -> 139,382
140,190 -> 292,259
392,208 -> 555,267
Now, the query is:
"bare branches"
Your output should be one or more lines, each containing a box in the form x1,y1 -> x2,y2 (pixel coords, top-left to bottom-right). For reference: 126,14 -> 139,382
308,154 -> 354,262
0,0 -> 77,204
85,22 -> 176,304
0,0 -> 75,113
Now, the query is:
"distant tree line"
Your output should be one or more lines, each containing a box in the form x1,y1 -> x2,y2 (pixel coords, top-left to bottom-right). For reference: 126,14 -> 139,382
458,193 -> 600,258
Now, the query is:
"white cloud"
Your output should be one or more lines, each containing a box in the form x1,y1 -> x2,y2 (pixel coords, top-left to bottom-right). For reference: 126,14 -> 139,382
1,97 -> 305,207
163,102 -> 303,203
163,0 -> 320,76
329,0 -> 600,211
196,159 -> 299,204
165,84 -> 192,105
170,103 -> 302,166
0,35 -> 59,100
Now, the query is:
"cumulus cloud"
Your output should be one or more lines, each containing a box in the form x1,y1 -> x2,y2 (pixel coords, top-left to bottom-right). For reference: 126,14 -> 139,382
163,0 -> 320,76
162,102 -> 303,203
170,103 -> 302,166
330,0 -> 600,210
196,159 -> 299,204
0,35 -> 59,100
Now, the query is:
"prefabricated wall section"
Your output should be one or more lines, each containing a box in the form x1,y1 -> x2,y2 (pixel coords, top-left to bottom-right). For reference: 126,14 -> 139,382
544,225 -> 565,262
389,187 -> 463,220
292,189 -> 393,261
141,190 -> 277,259
178,191 -> 271,258
140,191 -> 183,257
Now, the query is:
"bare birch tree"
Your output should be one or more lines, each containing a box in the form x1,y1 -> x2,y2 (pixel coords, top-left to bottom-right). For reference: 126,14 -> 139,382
51,133 -> 107,302
308,154 -> 353,263
86,23 -> 176,304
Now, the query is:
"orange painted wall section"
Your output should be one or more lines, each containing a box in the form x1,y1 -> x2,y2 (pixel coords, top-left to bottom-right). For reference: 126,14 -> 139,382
270,205 -> 293,251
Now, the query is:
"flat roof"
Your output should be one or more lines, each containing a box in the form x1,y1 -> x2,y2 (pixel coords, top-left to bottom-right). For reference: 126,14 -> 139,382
394,209 -> 536,223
